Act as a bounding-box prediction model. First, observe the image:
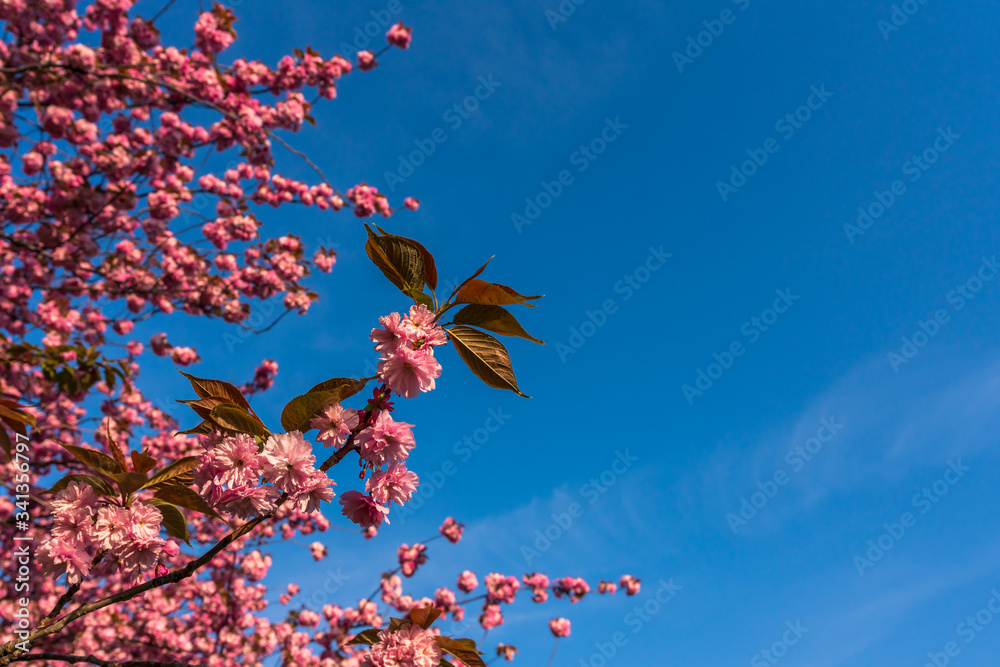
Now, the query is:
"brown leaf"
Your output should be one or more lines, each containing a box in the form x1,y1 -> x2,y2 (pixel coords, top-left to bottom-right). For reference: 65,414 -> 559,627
454,279 -> 542,308
364,224 -> 425,293
154,484 -> 221,518
106,420 -> 128,472
179,371 -> 252,412
59,443 -> 125,476
407,606 -> 442,629
130,450 -> 158,476
452,305 -> 544,344
446,326 -> 529,397
145,456 -> 202,489
210,404 -> 270,438
436,636 -> 486,667
111,471 -> 149,497
40,473 -> 116,497
376,225 -> 438,290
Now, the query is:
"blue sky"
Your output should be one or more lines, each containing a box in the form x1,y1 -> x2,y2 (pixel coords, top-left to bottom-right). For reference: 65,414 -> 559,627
137,0 -> 1000,664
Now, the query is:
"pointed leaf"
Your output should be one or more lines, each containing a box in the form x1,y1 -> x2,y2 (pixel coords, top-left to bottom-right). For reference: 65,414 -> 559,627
376,225 -> 438,290
436,637 -> 486,667
408,606 -> 443,629
454,279 -> 542,308
131,451 -> 158,476
446,326 -> 529,397
280,390 -> 338,432
364,224 -> 424,292
145,456 -> 202,489
59,443 -> 125,476
0,402 -> 35,435
40,473 -> 116,496
176,420 -> 215,436
455,256 -> 493,295
306,377 -> 370,401
0,427 -> 11,460
177,396 -> 237,421
111,471 -> 149,497
147,499 -> 190,545
106,420 -> 128,472
452,305 -> 544,344
346,628 -> 382,646
179,371 -> 252,412
210,404 -> 270,438
154,484 -> 221,518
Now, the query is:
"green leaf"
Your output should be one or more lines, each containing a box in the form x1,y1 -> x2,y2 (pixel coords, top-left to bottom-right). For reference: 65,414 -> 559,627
154,484 -> 221,518
364,224 -> 425,293
210,404 -> 270,438
346,628 -> 381,646
408,606 -> 442,629
144,456 -> 202,489
306,377 -> 370,401
446,326 -> 529,398
147,499 -> 190,545
40,473 -> 116,497
404,287 -> 434,308
280,390 -> 338,433
452,305 -> 544,345
177,396 -> 238,421
59,443 -> 125,476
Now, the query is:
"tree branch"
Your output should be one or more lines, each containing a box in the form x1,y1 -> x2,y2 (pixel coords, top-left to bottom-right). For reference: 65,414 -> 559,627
11,653 -> 207,667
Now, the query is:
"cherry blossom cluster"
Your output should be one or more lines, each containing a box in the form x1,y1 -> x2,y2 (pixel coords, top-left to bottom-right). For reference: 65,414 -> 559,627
36,481 -> 178,585
371,305 -> 447,399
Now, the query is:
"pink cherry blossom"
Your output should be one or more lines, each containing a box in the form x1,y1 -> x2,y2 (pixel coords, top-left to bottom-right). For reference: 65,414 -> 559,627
549,617 -> 571,637
366,462 -> 419,505
367,623 -> 441,667
262,431 -> 315,493
310,403 -> 359,448
356,412 -> 416,465
339,490 -> 390,529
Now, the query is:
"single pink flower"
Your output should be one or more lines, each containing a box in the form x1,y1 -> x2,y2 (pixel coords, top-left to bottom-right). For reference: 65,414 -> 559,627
549,617 -> 571,637
339,490 -> 389,528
